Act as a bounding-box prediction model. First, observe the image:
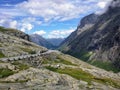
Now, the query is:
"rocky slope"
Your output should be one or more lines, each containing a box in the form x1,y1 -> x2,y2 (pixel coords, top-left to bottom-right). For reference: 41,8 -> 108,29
0,28 -> 46,58
59,0 -> 120,71
0,51 -> 120,90
0,26 -> 120,90
30,34 -> 55,49
0,26 -> 30,41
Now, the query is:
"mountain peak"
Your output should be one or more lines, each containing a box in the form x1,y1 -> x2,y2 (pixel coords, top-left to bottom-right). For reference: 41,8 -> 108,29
77,13 -> 99,29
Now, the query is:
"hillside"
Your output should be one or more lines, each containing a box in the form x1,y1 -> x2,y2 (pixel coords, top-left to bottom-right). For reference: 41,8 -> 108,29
0,26 -> 120,90
0,26 -> 30,41
0,50 -> 120,90
59,0 -> 120,71
0,27 -> 47,58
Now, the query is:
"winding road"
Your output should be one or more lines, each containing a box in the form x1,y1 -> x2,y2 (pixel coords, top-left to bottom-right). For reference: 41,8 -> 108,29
0,50 -> 59,62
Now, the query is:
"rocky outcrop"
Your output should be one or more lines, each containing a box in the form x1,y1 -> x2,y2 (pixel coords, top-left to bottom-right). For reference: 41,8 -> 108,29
0,26 -> 30,41
59,0 -> 120,69
0,31 -> 46,57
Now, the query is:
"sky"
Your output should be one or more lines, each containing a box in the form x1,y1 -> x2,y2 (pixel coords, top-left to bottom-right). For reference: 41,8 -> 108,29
0,0 -> 112,38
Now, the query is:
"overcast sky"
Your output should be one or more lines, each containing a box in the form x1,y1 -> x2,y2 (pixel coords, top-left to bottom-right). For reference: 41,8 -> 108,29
0,0 -> 112,38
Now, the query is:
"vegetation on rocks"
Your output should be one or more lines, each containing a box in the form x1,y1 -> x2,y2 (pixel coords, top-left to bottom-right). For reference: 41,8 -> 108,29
45,66 -> 120,89
0,68 -> 15,78
45,66 -> 94,83
42,54 -> 77,66
88,60 -> 120,73
11,61 -> 29,70
19,47 -> 36,54
0,51 -> 5,58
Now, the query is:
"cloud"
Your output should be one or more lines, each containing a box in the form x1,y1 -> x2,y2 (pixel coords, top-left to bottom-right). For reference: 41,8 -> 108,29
0,8 -> 27,17
0,19 -> 18,29
20,23 -> 33,32
47,29 -> 75,38
96,0 -> 112,14
33,30 -> 46,35
97,2 -> 107,9
17,0 -> 109,22
0,0 -> 113,36
33,28 -> 75,38
0,18 -> 33,32
21,17 -> 42,25
9,20 -> 17,28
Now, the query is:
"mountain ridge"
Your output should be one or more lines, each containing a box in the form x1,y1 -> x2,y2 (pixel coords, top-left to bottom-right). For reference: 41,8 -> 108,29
59,0 -> 120,71
29,34 -> 55,49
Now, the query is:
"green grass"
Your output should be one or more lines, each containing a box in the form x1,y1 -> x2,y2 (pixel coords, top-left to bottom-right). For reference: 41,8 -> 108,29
20,47 -> 36,54
67,51 -> 93,62
0,26 -> 6,32
0,68 -> 15,78
88,60 -> 120,73
45,66 -> 94,84
0,26 -> 21,33
93,77 -> 120,88
42,55 -> 77,66
67,51 -> 120,73
45,66 -> 120,88
0,51 -> 5,58
0,44 -> 2,47
12,61 -> 29,70
56,56 -> 77,66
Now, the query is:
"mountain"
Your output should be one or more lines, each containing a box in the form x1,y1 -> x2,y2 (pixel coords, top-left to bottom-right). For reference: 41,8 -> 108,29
30,34 -> 55,49
60,13 -> 99,51
47,38 -> 64,47
59,0 -> 120,71
0,26 -> 120,89
0,27 -> 120,89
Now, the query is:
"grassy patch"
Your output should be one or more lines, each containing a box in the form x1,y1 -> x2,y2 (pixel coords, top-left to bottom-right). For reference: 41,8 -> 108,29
93,77 -> 120,89
42,55 -> 77,66
67,51 -> 93,62
45,66 -> 94,84
12,61 -> 29,70
45,66 -> 120,88
0,68 -> 15,78
20,47 -> 36,54
15,79 -> 29,83
0,26 -> 21,33
67,51 -> 120,73
0,51 -> 5,58
0,44 -> 2,47
56,56 -> 77,66
0,26 -> 6,32
88,60 -> 120,73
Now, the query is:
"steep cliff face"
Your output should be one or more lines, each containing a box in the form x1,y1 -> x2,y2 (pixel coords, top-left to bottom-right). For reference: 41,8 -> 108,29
60,13 -> 99,52
59,0 -> 120,69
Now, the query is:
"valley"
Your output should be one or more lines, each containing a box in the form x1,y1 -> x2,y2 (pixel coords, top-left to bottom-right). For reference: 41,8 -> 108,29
0,0 -> 120,90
